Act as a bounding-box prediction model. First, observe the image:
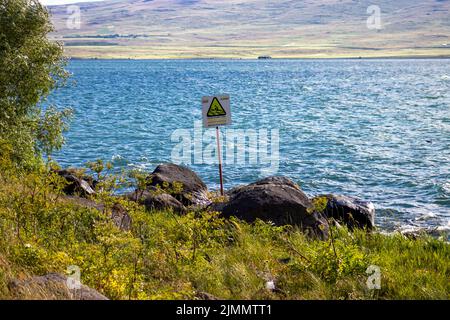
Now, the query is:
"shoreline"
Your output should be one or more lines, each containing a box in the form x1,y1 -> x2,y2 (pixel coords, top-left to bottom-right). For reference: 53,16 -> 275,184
67,55 -> 450,61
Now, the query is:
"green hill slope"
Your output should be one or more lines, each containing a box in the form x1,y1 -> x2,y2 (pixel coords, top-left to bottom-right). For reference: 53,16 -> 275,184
47,0 -> 450,58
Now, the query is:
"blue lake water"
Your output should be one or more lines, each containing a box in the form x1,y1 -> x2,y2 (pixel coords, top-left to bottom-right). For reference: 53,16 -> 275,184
48,59 -> 450,231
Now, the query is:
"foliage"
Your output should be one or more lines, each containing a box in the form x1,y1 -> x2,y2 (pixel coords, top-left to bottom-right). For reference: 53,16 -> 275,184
0,0 -> 446,302
0,0 -> 72,168
309,196 -> 328,214
0,161 -> 448,300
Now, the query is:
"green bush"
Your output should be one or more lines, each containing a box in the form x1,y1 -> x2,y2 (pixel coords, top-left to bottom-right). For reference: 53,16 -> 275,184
0,162 -> 449,300
0,0 -> 72,168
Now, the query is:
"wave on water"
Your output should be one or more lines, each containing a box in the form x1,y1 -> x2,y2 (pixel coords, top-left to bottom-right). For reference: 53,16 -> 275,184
51,59 -> 450,232
415,211 -> 439,221
377,207 -> 449,241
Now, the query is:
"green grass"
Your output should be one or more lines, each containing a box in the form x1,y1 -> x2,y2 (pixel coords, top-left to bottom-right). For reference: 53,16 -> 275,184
0,162 -> 448,300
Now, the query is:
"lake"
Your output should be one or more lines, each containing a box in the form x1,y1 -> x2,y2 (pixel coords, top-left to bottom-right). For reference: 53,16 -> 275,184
48,59 -> 450,232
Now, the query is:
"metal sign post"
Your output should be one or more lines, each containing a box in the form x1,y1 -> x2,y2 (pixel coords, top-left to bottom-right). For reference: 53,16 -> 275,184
215,126 -> 224,196
202,95 -> 231,196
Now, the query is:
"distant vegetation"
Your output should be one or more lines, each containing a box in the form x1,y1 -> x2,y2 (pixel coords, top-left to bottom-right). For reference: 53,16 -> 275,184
64,41 -> 119,46
63,34 -> 151,39
47,0 -> 450,59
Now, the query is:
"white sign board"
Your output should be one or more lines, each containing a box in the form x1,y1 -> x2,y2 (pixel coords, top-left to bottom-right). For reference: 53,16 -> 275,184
202,95 -> 231,128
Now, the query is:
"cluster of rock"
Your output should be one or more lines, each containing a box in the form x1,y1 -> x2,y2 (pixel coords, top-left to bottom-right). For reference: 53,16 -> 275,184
19,163 -> 374,300
55,163 -> 375,240
52,168 -> 132,231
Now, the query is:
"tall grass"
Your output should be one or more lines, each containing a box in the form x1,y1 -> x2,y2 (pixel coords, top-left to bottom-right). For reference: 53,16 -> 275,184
0,161 -> 448,300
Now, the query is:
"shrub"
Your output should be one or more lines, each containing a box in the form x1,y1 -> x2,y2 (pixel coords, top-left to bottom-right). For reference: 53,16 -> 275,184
0,0 -> 72,168
0,163 -> 448,300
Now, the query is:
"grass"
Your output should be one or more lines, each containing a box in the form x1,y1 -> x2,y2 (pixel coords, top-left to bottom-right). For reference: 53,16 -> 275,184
0,161 -> 448,300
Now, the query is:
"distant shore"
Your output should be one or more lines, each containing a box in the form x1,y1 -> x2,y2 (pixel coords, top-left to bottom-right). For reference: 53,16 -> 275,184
67,55 -> 450,60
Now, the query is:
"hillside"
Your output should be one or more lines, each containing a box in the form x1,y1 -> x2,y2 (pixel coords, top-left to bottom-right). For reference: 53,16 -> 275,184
46,0 -> 450,59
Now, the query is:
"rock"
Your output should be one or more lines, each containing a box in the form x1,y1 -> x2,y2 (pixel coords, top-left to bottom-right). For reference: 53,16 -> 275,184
220,176 -> 328,239
196,291 -> 220,300
143,193 -> 186,213
56,169 -> 95,197
126,190 -> 186,214
318,194 -> 375,230
62,196 -> 132,231
207,201 -> 228,213
147,163 -> 210,207
226,185 -> 246,198
62,195 -> 104,211
265,280 -> 276,291
8,273 -> 108,300
110,203 -> 132,231
251,176 -> 302,190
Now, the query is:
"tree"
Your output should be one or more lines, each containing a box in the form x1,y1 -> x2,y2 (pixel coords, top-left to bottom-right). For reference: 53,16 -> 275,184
0,0 -> 72,168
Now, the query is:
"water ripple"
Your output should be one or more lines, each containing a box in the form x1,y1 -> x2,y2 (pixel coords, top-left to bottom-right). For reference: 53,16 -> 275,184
49,59 -> 450,230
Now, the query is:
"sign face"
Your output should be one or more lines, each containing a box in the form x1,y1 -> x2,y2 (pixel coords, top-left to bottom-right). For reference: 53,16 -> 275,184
202,95 -> 231,128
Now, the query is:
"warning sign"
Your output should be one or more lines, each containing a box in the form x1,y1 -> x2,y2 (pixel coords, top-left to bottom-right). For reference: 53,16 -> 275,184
207,97 -> 227,117
202,95 -> 231,128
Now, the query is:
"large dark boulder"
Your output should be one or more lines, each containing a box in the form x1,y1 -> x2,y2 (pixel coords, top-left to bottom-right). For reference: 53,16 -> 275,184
56,169 -> 95,197
126,189 -> 186,214
196,291 -> 220,300
147,163 -> 210,207
220,176 -> 328,238
8,273 -> 108,300
317,194 -> 375,230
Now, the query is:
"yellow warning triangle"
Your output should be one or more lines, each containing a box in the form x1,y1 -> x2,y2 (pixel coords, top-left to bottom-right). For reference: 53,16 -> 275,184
207,97 -> 227,117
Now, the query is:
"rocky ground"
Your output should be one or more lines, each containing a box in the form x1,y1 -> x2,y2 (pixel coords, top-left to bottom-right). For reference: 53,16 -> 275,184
55,163 -> 377,240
